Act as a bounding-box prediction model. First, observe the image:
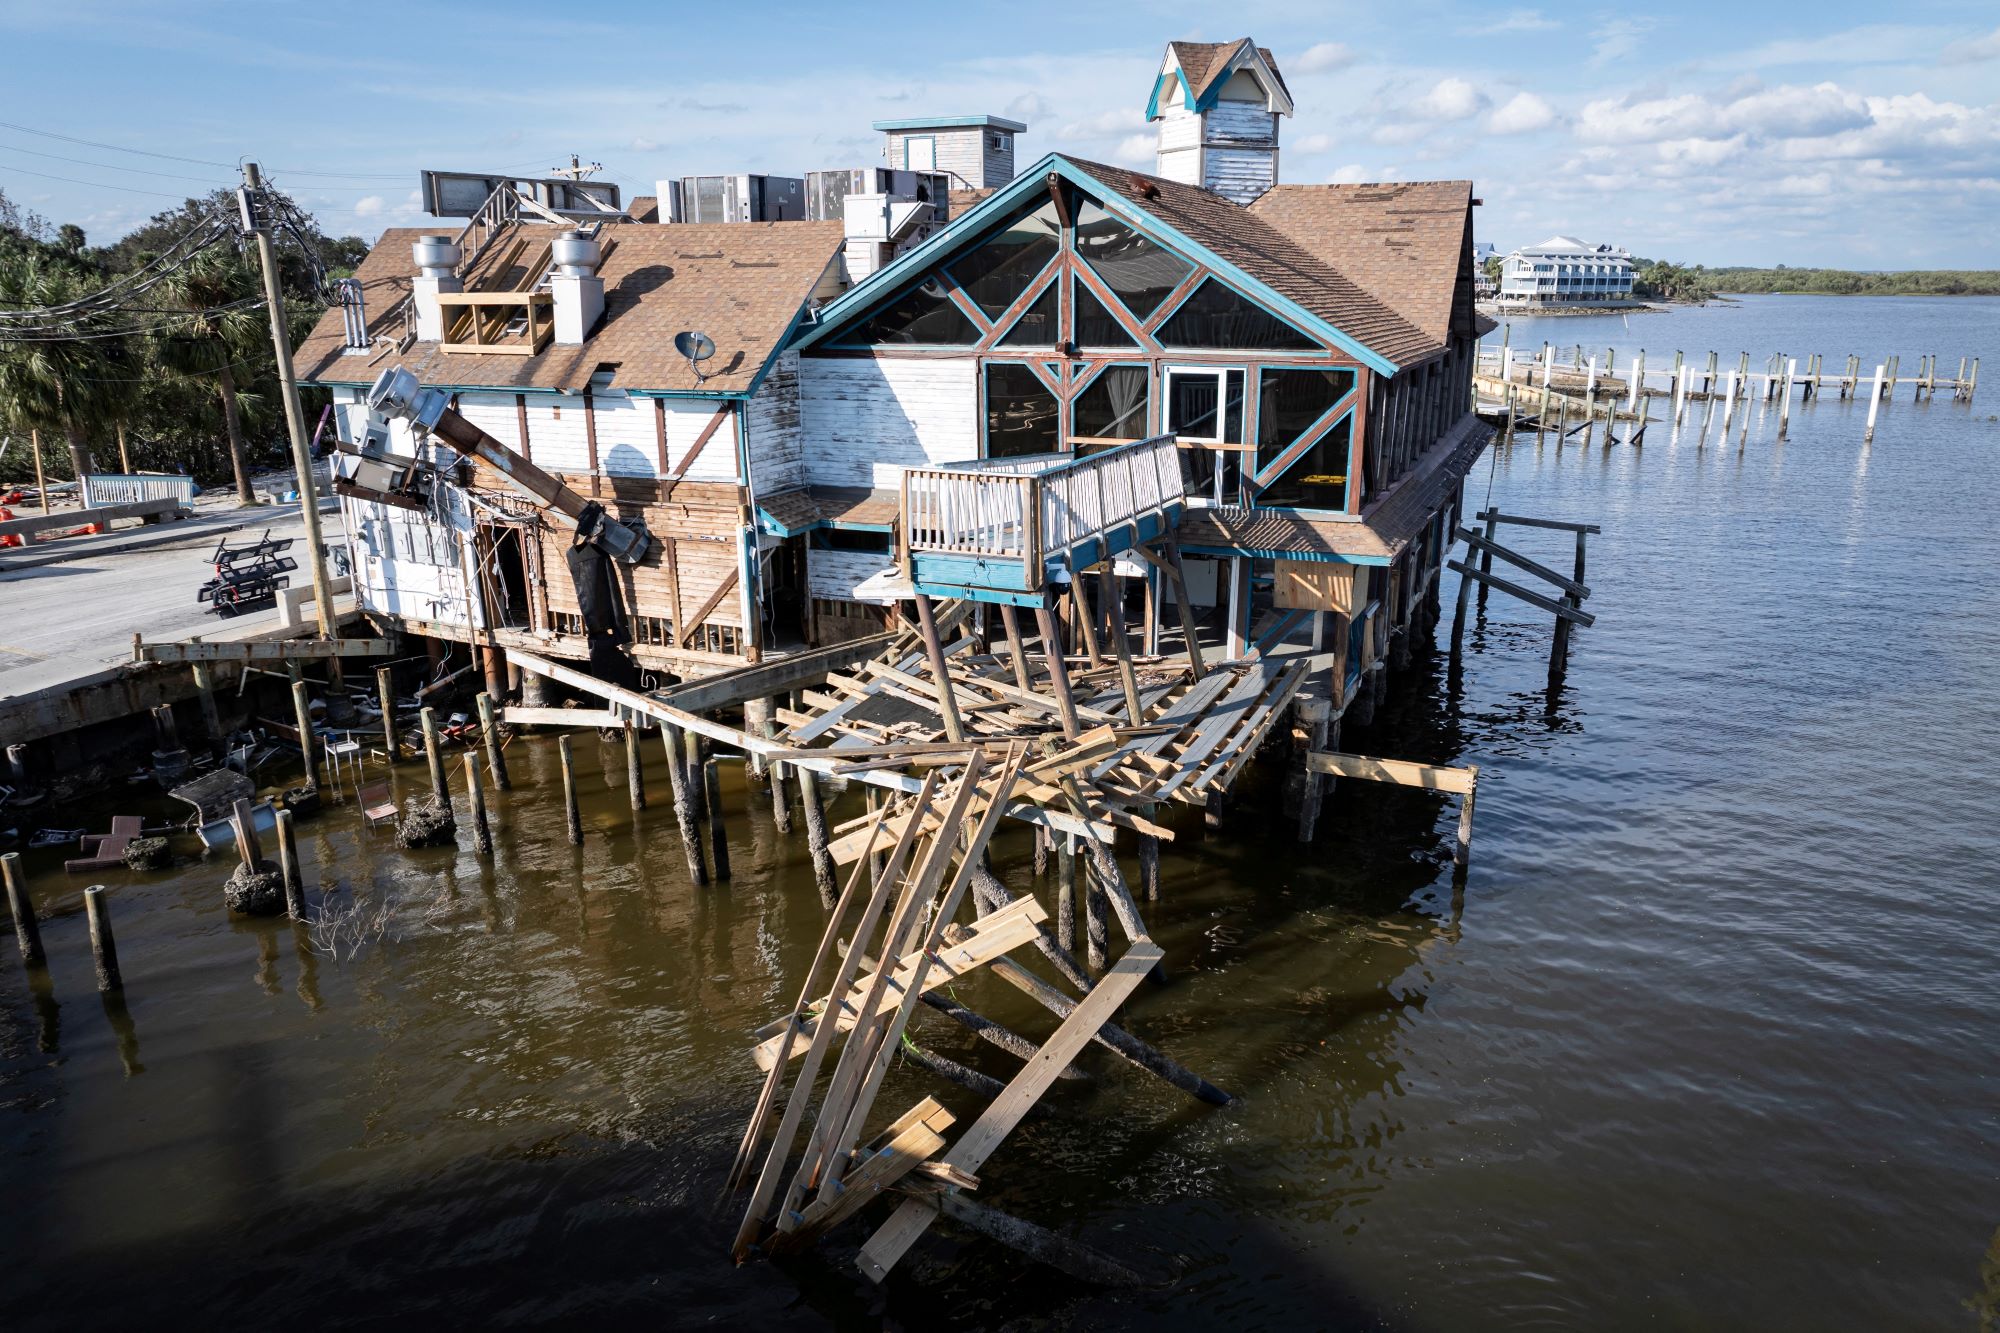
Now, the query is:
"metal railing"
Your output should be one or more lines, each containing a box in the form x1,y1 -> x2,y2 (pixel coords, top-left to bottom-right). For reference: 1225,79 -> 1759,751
901,434 -> 1184,588
79,473 -> 197,509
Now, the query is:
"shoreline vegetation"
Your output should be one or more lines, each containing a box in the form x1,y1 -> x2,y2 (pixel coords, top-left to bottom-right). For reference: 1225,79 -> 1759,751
1480,254 -> 2000,316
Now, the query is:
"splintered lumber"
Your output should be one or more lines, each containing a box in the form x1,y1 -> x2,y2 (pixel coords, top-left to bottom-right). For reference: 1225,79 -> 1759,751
730,772 -> 941,1261
771,1097 -> 955,1250
856,942 -> 1165,1283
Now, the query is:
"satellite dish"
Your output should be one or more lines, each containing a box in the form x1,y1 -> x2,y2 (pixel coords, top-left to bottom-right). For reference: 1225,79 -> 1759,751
675,330 -> 716,384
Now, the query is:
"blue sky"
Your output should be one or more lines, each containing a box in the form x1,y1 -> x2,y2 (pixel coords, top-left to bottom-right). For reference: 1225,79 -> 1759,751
3,0 -> 1997,267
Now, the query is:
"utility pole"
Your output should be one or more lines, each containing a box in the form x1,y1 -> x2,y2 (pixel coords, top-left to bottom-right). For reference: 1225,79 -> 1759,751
241,161 -> 337,639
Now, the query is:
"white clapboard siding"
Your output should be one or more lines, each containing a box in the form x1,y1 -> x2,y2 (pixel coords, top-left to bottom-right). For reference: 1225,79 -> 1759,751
455,392 -> 519,447
1204,147 -> 1276,204
343,493 -> 483,628
1205,99 -> 1276,145
746,351 -> 805,493
523,399 -> 593,473
1157,104 -> 1202,152
798,358 -> 978,489
590,390 -> 658,478
809,548 -> 898,605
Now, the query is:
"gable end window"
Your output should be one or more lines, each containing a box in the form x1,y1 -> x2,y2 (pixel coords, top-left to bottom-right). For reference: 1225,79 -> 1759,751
844,277 -> 979,346
1157,279 -> 1320,351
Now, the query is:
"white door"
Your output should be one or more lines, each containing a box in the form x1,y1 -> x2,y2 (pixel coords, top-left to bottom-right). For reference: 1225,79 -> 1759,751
907,136 -> 937,172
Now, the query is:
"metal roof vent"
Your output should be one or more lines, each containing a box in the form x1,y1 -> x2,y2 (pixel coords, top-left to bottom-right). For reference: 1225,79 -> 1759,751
552,229 -> 601,277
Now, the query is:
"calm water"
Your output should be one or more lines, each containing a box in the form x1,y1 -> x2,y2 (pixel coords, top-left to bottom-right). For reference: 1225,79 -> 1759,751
4,295 -> 1999,1330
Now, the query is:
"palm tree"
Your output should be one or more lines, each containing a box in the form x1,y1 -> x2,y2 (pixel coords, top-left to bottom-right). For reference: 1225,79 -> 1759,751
154,246 -> 268,504
0,256 -> 136,481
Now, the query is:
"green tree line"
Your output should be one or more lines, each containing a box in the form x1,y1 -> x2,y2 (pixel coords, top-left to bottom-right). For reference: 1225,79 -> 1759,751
1629,255 -> 2000,300
1,185 -> 366,503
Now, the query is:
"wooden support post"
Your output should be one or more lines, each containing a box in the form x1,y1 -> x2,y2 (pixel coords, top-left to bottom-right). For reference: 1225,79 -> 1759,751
1224,557 -> 1248,659
420,706 -> 449,806
1141,566 -> 1158,656
84,885 -> 122,993
1069,577 -> 1103,668
230,797 -> 263,867
1105,574 -> 1144,724
1033,605 -> 1082,739
912,593 -> 967,743
661,723 -> 708,886
558,735 -> 583,846
998,604 -> 1033,692
477,691 -> 509,789
275,807 -> 305,917
763,711 -> 792,835
1137,825 -> 1161,902
2,852 -> 44,965
1084,851 -> 1109,971
798,766 -> 836,906
1055,833 -> 1077,954
1455,773 -> 1479,868
376,666 -> 399,763
705,758 -> 731,880
191,661 -> 225,759
625,722 -> 645,811
1866,364 -> 1884,443
464,753 -> 493,856
684,728 -> 708,824
293,679 -> 319,792
1297,698 -> 1331,842
1160,538 -> 1206,681
1779,358 -> 1795,439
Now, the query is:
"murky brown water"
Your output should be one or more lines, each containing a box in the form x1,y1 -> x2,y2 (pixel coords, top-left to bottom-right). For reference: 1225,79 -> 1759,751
6,296 -> 2000,1330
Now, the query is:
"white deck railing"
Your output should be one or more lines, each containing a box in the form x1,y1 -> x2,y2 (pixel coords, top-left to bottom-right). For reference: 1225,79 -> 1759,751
901,434 -> 1184,588
79,473 -> 197,508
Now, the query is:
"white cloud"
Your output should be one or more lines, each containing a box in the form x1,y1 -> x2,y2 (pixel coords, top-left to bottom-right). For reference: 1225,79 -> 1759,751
1724,83 -> 1870,138
1491,8 -> 1558,31
630,136 -> 660,151
1291,42 -> 1355,75
1590,18 -> 1656,66
1488,92 -> 1556,134
1328,163 -> 1372,184
1006,91 -> 1055,122
1942,24 -> 2000,64
353,195 -> 385,217
1656,134 -> 1746,166
1293,132 -> 1333,153
1577,93 -> 1720,143
1053,107 -> 1144,141
1414,77 -> 1485,121
1113,133 -> 1155,166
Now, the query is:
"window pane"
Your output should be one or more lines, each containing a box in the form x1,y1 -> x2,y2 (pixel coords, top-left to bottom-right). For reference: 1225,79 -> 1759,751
1075,201 -> 1193,321
1073,366 -> 1149,440
1074,281 -> 1137,347
949,201 -> 1061,319
996,283 -> 1058,346
1157,279 -> 1320,350
1257,416 -> 1352,510
847,276 -> 979,345
1255,367 -> 1356,472
986,363 -> 1060,458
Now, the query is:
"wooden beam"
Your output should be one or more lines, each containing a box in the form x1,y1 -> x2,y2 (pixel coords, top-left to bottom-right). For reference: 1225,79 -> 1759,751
1455,526 -> 1590,599
500,706 -> 623,728
1472,508 -> 1602,535
653,630 -> 898,713
1444,560 -> 1596,626
136,637 -> 395,664
680,568 -> 741,637
666,404 -> 732,493
1305,751 -> 1477,795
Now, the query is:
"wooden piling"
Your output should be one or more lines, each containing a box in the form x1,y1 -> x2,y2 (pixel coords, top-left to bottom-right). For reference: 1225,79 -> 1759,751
293,679 -> 319,792
2,852 -> 44,965
912,593 -> 967,743
191,661 -> 225,759
1296,698 -> 1331,842
1084,854 -> 1109,971
420,706 -> 450,806
1104,573 -> 1144,724
84,886 -> 122,994
1866,364 -> 1884,442
1055,833 -> 1076,954
1033,605 -> 1083,739
763,711 -> 793,835
684,728 -> 708,824
464,753 -> 493,856
558,735 -> 583,846
477,691 -> 509,790
377,666 -> 400,763
997,603 -> 1033,692
798,766 -> 836,906
660,722 -> 709,886
1068,578 -> 1103,668
624,721 -> 646,810
230,796 -> 263,867
1779,358 -> 1795,439
705,758 -> 731,881
275,807 -> 306,917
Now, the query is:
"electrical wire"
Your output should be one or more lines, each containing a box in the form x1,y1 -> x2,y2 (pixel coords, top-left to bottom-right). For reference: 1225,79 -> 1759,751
0,161 -> 193,199
0,118 -> 406,179
0,141 -> 235,187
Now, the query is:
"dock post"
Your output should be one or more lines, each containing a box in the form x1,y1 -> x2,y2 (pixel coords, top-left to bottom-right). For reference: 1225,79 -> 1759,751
420,706 -> 450,806
2,852 -> 44,965
1055,834 -> 1077,953
1628,350 -> 1644,414
84,886 -> 122,994
660,723 -> 708,886
1104,573 -> 1145,724
1968,358 -> 1979,404
705,759 -> 731,880
477,691 -> 509,790
557,735 -> 583,846
742,697 -> 773,783
1084,851 -> 1109,971
1033,605 -> 1084,739
997,604 -> 1034,691
377,666 -> 400,763
275,807 -> 305,917
191,661 -> 226,759
1674,365 -> 1688,423
1068,578 -> 1104,668
797,766 -> 836,907
624,721 -> 645,811
912,593 -> 968,743
762,711 -> 792,835
1504,383 -> 1517,443
1865,364 -> 1885,442
1296,698 -> 1331,843
1160,537 -> 1207,681
292,679 -> 319,793
1779,359 -> 1796,439
683,729 -> 707,823
1703,351 -> 1716,395
1886,355 -> 1899,397
463,753 -> 492,856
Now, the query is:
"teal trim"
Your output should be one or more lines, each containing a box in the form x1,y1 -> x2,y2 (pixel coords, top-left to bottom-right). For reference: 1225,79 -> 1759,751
903,134 -> 937,172
1143,70 -> 1196,121
873,115 -> 1026,132
790,154 -> 1402,375
1248,391 -> 1359,488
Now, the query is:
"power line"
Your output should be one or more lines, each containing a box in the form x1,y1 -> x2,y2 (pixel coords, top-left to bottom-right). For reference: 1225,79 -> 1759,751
0,118 -> 407,181
0,162 -> 192,199
0,141 -> 235,187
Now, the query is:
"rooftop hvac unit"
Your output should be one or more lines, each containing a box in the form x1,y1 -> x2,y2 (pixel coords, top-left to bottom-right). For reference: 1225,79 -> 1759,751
805,169 -> 950,224
676,174 -> 805,223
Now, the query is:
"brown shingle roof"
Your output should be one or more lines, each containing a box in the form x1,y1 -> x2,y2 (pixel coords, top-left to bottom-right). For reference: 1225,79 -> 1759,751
1166,39 -> 1290,103
1250,181 -> 1476,348
297,219 -> 842,393
947,188 -> 994,220
1062,156 -> 1440,368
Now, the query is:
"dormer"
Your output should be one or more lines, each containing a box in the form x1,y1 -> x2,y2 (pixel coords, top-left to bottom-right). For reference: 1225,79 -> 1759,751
1148,38 -> 1293,204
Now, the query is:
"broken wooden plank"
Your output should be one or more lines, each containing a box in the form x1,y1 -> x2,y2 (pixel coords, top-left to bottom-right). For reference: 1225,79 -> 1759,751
1445,560 -> 1597,626
500,706 -> 622,729
856,942 -> 1163,1283
1455,526 -> 1590,600
1305,751 -> 1477,794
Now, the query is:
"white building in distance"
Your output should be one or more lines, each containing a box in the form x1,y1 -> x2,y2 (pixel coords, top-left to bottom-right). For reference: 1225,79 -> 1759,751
1498,236 -> 1634,305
